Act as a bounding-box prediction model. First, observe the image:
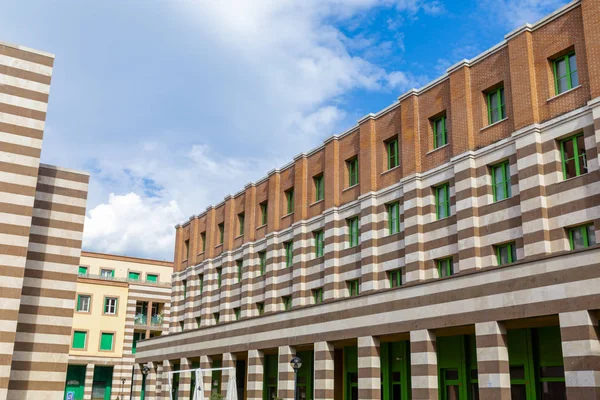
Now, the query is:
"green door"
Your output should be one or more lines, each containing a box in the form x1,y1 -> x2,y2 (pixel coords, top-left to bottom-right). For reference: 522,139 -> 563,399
437,335 -> 477,400
91,366 -> 113,400
64,365 -> 86,400
296,351 -> 313,400
381,341 -> 411,400
263,355 -> 278,399
344,346 -> 358,400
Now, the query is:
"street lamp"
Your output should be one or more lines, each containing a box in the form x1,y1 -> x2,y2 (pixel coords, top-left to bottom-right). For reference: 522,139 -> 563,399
290,356 -> 302,400
142,365 -> 150,376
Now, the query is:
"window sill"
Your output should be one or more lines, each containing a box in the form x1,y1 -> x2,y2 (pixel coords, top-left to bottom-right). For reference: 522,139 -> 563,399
381,165 -> 401,176
234,234 -> 244,239
560,171 -> 589,183
256,224 -> 267,230
547,85 -> 581,102
281,212 -> 294,219
342,184 -> 359,193
426,143 -> 449,155
309,199 -> 324,207
480,117 -> 508,131
214,244 -> 223,249
196,251 -> 205,256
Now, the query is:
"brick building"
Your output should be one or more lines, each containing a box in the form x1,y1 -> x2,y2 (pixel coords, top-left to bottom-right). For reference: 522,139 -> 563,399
136,1 -> 600,399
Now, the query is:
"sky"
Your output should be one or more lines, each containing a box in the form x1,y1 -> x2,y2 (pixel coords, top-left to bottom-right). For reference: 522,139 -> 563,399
1,0 -> 570,261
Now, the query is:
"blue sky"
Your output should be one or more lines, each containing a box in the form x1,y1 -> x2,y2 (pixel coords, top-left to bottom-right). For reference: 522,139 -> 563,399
1,0 -> 569,260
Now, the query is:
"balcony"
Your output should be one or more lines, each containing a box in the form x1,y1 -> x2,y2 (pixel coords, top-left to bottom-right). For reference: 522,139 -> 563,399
77,273 -> 170,287
151,314 -> 164,326
134,314 -> 147,326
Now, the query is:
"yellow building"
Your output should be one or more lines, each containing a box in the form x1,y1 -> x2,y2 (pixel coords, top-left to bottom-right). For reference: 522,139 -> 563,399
65,251 -> 172,400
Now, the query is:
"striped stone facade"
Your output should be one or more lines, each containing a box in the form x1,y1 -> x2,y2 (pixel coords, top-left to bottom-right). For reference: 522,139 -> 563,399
0,39 -> 90,400
136,1 -> 600,399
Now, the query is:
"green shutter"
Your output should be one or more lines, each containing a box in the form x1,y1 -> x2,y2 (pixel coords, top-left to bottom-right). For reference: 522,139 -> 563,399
146,274 -> 158,283
128,271 -> 140,281
72,331 -> 86,349
239,213 -> 245,236
387,139 -> 399,169
78,266 -> 87,275
100,332 -> 113,351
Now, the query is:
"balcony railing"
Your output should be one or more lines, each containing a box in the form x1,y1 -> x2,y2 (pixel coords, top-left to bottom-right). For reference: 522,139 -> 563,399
77,273 -> 170,287
151,314 -> 164,326
134,314 -> 147,326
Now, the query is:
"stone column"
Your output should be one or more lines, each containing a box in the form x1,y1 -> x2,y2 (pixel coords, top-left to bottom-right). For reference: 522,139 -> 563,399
560,310 -> 600,399
131,364 -> 144,400
161,360 -> 172,400
200,355 -> 213,396
358,336 -> 381,399
155,362 -> 164,400
475,321 -> 510,399
83,363 -> 94,400
314,341 -> 335,400
179,358 -> 192,400
222,352 -> 237,397
410,329 -> 438,400
278,345 -> 296,399
145,362 -> 158,400
247,349 -> 265,400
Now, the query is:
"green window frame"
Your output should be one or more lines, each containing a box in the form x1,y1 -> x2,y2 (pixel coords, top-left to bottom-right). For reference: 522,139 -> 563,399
132,331 -> 145,354
285,188 -> 294,214
314,230 -> 325,258
437,258 -> 454,278
214,312 -> 220,324
99,332 -> 114,351
238,213 -> 245,236
236,259 -> 243,283
313,288 -> 324,304
216,267 -> 222,288
78,266 -> 87,275
389,269 -> 402,288
234,307 -> 241,321
347,157 -> 359,187
314,174 -> 324,201
282,296 -> 292,311
218,223 -> 224,244
496,242 -> 517,265
257,302 -> 264,316
100,268 -> 114,278
435,183 -> 451,220
76,294 -> 90,312
72,331 -> 87,349
387,139 -> 399,169
198,274 -> 204,294
179,321 -> 185,331
128,271 -> 140,281
347,279 -> 359,296
388,202 -> 400,234
491,161 -> 512,201
201,232 -> 206,252
196,317 -> 201,328
560,133 -> 587,179
260,202 -> 268,226
182,279 -> 187,298
259,251 -> 267,276
348,217 -> 360,247
184,239 -> 190,259
487,86 -> 505,124
568,224 -> 596,250
285,241 -> 294,267
433,115 -> 447,149
146,274 -> 158,283
553,52 -> 578,95
104,297 -> 117,314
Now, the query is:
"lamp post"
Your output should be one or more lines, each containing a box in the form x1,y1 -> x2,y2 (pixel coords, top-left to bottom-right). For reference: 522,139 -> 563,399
119,377 -> 125,400
290,356 -> 302,400
141,365 -> 150,400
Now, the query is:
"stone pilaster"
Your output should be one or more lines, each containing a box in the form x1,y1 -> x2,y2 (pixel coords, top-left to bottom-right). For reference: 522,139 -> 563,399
200,355 -> 213,396
179,358 -> 192,400
358,336 -> 381,399
410,329 -> 438,400
247,349 -> 265,400
222,352 -> 237,397
278,345 -> 296,399
83,363 -> 94,400
314,341 -> 335,400
476,321 -> 511,400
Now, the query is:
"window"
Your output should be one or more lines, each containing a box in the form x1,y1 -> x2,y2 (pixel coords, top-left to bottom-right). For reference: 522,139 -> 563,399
560,133 -> 587,179
100,269 -> 114,278
132,331 -> 145,354
234,307 -> 241,321
128,271 -> 140,281
435,184 -> 451,220
487,86 -> 505,124
314,174 -> 324,202
257,302 -> 264,316
433,115 -> 447,148
72,331 -> 87,349
179,321 -> 185,331
314,230 -> 324,258
389,269 -> 402,288
196,317 -> 201,328
568,224 -> 596,250
282,296 -> 292,311
347,279 -> 359,297
146,274 -> 158,283
387,139 -> 399,170
201,232 -> 206,252
259,251 -> 267,276
236,259 -> 243,283
348,217 -> 360,247
198,274 -> 204,294
285,188 -> 294,214
78,266 -> 87,275
99,332 -> 114,351
238,213 -> 245,236
496,242 -> 517,265
285,241 -> 294,267
77,294 -> 90,312
388,202 -> 400,234
260,202 -> 268,226
183,279 -> 187,298
491,161 -> 512,201
312,288 -> 324,304
184,239 -> 190,260
553,52 -> 578,95
218,223 -> 224,245
347,157 -> 359,187
437,258 -> 454,278
104,297 -> 117,315
216,268 -> 222,288
214,312 -> 220,324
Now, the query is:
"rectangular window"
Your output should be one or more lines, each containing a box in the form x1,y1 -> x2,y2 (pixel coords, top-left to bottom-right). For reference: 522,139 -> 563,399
104,297 -> 117,315
388,202 -> 400,234
77,294 -> 90,312
487,86 -> 505,124
236,259 -> 243,283
259,251 -> 267,276
285,241 -> 294,267
282,296 -> 292,311
218,223 -> 224,244
568,224 -> 596,250
179,321 -> 185,331
216,267 -> 222,288
496,242 -> 517,265
146,274 -> 158,283
257,302 -> 264,316
201,232 -> 206,252
285,188 -> 294,214
184,239 -> 190,260
348,217 -> 360,247
389,269 -> 402,288
260,202 -> 268,226
129,271 -> 140,281
312,288 -> 324,304
198,274 -> 204,294
387,139 -> 399,169
214,312 -> 220,324
347,157 -> 359,187
238,213 -> 245,236
435,184 -> 451,220
234,307 -> 241,321
78,266 -> 87,275
433,115 -> 447,148
183,279 -> 187,298
553,52 -> 578,95
560,133 -> 587,179
100,268 -> 114,278
314,174 -> 324,201
196,317 -> 201,328
347,279 -> 360,297
72,331 -> 87,349
314,230 -> 324,258
100,332 -> 114,351
437,258 -> 454,278
492,161 -> 512,201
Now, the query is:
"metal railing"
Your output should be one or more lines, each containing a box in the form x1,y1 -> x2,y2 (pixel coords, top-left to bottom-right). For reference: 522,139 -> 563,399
77,272 -> 170,287
133,313 -> 164,327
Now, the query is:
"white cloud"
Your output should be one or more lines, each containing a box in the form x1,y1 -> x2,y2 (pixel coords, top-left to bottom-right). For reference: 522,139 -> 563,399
478,0 -> 567,29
